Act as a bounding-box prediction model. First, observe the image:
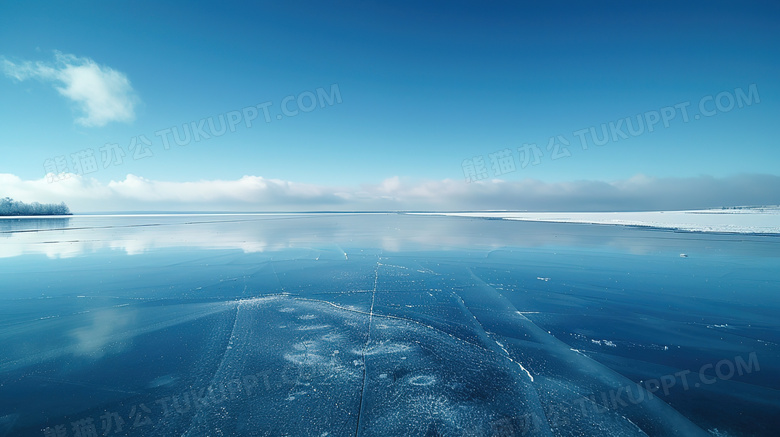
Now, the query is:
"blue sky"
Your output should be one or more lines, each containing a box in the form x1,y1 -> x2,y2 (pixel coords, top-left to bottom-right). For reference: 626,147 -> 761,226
1,1 -> 779,211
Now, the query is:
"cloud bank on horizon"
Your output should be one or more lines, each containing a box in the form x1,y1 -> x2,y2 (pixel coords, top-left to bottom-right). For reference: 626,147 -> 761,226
2,172 -> 778,213
1,51 -> 138,127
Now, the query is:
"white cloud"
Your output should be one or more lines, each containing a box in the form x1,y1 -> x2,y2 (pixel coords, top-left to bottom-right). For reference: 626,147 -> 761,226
1,173 -> 779,213
2,51 -> 138,127
106,174 -> 337,204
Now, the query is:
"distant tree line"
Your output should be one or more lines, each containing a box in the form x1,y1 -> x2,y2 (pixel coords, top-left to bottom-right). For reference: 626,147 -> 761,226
0,197 -> 71,216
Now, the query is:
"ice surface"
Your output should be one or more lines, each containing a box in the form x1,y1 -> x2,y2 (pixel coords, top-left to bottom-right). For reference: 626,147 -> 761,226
1,214 -> 778,436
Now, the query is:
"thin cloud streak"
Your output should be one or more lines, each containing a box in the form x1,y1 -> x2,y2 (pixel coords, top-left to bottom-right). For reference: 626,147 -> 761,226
1,173 -> 779,213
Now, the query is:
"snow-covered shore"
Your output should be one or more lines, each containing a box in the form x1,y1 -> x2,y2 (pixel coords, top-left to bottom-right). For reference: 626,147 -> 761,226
413,208 -> 780,234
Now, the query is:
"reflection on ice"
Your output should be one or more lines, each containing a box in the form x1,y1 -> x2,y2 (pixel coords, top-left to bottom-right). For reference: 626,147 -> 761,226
3,213 -> 777,260
69,308 -> 135,357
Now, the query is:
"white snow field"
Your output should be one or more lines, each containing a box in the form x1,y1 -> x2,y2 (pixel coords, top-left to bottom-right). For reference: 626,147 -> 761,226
415,207 -> 780,234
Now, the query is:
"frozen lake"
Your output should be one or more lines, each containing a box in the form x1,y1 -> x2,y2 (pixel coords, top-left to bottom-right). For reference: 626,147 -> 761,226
1,214 -> 778,436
